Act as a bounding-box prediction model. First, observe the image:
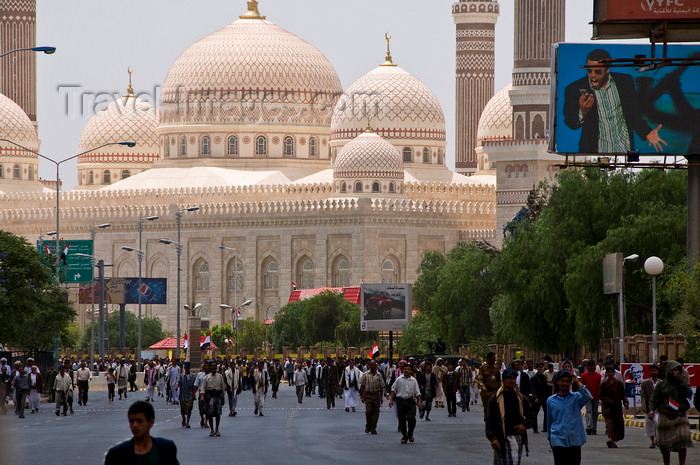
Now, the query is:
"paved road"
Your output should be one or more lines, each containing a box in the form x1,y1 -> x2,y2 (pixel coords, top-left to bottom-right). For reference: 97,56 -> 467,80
1,384 -> 697,465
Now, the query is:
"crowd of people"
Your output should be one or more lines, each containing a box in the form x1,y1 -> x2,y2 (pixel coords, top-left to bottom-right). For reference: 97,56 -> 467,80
1,351 -> 698,465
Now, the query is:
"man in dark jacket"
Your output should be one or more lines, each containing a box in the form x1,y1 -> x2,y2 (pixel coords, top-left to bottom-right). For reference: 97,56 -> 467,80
530,361 -> 551,433
486,368 -> 534,465
105,400 -> 178,464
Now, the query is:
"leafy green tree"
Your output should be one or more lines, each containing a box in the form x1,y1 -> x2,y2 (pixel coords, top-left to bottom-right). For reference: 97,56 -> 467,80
659,259 -> 700,336
270,300 -> 306,350
211,324 -> 234,352
238,318 -> 267,352
0,231 -> 75,355
492,168 -> 687,353
78,311 -> 166,351
397,312 -> 436,354
302,291 -> 357,344
412,242 -> 495,351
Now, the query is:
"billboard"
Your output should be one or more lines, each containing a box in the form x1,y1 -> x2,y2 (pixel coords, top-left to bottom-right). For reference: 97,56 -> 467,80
620,363 -> 699,407
360,283 -> 412,331
595,0 -> 700,21
78,278 -> 167,305
550,43 -> 700,156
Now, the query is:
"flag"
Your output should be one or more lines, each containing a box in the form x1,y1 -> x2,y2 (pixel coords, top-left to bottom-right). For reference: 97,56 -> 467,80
183,333 -> 189,350
61,243 -> 70,266
200,330 -> 211,349
292,282 -> 298,290
370,343 -> 379,358
44,244 -> 52,256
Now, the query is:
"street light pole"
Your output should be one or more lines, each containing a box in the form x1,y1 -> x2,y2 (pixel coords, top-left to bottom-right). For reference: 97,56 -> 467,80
0,139 -> 135,281
218,245 -> 238,325
124,216 -> 159,367
89,224 -> 111,368
160,206 -> 198,360
644,256 -> 664,363
620,253 -> 639,364
220,299 -> 252,356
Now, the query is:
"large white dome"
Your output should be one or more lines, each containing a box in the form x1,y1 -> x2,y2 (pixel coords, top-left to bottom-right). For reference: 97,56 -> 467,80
0,93 -> 41,191
0,92 -> 39,156
334,130 -> 403,180
159,10 -> 341,127
77,94 -> 159,188
330,65 -> 446,145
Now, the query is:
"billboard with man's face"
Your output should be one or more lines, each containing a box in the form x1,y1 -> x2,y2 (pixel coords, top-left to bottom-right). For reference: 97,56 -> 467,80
550,43 -> 700,156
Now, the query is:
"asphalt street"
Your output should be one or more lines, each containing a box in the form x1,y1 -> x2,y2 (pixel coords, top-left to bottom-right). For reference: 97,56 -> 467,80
0,384 -> 697,465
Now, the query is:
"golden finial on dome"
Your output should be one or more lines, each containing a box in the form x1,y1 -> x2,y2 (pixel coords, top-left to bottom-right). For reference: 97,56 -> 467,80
123,66 -> 135,98
240,0 -> 266,19
380,32 -> 397,67
365,115 -> 373,133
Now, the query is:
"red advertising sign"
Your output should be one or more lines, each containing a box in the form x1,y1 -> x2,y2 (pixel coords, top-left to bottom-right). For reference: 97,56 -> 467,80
599,0 -> 700,21
621,363 -> 700,387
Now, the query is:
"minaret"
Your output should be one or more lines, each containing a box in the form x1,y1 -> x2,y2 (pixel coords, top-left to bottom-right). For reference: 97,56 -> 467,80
452,0 -> 499,176
0,0 -> 38,124
510,0 -> 565,140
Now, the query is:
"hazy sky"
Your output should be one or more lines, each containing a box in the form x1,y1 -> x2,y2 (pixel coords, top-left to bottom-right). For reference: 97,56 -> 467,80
33,0 -> 601,190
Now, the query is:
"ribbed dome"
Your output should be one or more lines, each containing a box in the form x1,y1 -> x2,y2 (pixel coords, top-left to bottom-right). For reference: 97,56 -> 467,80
159,15 -> 342,127
0,92 -> 39,156
78,95 -> 159,164
331,65 -> 445,144
334,130 -> 403,180
477,84 -> 512,143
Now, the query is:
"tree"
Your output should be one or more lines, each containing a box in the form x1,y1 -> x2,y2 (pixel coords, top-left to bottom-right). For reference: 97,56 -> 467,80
397,312 -> 436,354
78,311 -> 166,351
211,324 -> 234,352
411,242 -> 496,350
238,318 -> 267,352
0,231 -> 75,355
492,168 -> 687,353
270,291 -> 377,350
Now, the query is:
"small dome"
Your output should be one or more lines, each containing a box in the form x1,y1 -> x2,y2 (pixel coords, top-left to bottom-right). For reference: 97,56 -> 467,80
334,130 -> 403,180
331,65 -> 445,144
0,93 -> 39,156
78,95 -> 159,164
476,83 -> 512,143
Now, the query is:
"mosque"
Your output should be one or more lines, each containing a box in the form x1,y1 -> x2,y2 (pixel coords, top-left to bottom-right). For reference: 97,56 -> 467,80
0,1 -> 565,333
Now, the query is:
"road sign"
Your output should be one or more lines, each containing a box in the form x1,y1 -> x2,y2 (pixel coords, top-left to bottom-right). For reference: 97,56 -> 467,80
38,239 -> 93,283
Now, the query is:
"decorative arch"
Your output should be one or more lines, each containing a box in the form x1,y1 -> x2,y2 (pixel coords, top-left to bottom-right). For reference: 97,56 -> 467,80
403,147 -> 412,163
295,255 -> 314,290
256,135 -> 267,155
531,114 -> 545,139
121,169 -> 131,180
225,255 -> 244,292
330,253 -> 351,288
179,136 -> 187,156
283,136 -> 295,156
227,135 -> 238,156
192,256 -> 210,291
13,164 -> 20,179
261,256 -> 279,290
103,170 -> 111,185
309,137 -> 318,157
372,182 -> 380,193
354,181 -> 362,193
381,255 -> 400,283
422,147 -> 430,163
201,135 -> 211,156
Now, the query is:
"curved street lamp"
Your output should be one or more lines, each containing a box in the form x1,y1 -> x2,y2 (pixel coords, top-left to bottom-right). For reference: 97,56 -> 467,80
0,139 -> 136,281
0,46 -> 57,58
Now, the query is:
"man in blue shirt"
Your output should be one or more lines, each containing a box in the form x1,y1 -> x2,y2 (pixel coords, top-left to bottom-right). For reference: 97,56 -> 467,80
546,369 -> 592,465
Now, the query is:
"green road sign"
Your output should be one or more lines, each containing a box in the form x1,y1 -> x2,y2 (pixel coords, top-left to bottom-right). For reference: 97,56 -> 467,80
38,239 -> 93,283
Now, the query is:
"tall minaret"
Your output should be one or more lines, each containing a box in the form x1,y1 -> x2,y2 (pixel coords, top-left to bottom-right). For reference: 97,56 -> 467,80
452,0 -> 499,176
0,0 -> 38,124
510,0 -> 565,140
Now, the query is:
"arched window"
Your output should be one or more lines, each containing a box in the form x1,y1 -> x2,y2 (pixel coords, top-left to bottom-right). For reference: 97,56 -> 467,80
437,148 -> 443,165
389,182 -> 395,193
28,165 -> 34,181
227,136 -> 238,156
381,258 -> 400,283
103,170 -> 111,184
179,136 -> 187,157
309,137 -> 318,157
297,258 -> 314,290
283,136 -> 294,156
266,306 -> 279,319
354,181 -> 363,193
121,169 -> 131,180
227,257 -> 244,292
0,164 -> 3,178
88,170 -> 94,185
256,136 -> 267,156
12,164 -> 20,179
164,137 -> 170,158
403,147 -> 412,163
372,182 -> 380,192
195,260 -> 210,291
333,257 -> 351,287
263,259 -> 278,289
515,115 -> 525,140
422,147 -> 430,163
532,114 -> 545,139
201,135 -> 211,156
340,182 -> 346,193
